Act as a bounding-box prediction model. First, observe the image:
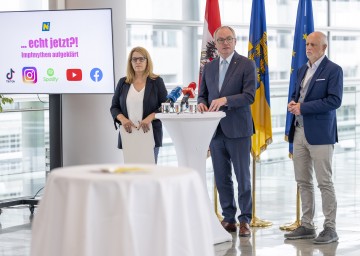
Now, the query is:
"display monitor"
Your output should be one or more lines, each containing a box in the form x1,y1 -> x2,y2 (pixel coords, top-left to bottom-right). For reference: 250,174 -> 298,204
0,8 -> 115,94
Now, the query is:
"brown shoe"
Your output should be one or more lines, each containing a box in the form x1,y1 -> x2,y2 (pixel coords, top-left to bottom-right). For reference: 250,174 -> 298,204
239,222 -> 251,237
221,221 -> 237,233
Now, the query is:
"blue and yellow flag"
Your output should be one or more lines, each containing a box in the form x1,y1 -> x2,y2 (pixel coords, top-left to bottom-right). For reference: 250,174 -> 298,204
248,0 -> 272,161
284,0 -> 314,156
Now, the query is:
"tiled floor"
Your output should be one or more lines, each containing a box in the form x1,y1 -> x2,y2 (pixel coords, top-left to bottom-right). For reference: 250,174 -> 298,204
0,150 -> 359,256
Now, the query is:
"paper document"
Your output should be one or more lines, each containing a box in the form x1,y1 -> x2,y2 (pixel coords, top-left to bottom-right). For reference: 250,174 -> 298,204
120,124 -> 155,164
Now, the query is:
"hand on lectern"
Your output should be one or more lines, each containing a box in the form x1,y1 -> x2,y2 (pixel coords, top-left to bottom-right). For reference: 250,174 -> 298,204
197,102 -> 208,112
208,97 -> 227,112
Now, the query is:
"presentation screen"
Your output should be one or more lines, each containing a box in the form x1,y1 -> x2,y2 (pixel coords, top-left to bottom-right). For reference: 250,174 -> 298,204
0,8 -> 115,94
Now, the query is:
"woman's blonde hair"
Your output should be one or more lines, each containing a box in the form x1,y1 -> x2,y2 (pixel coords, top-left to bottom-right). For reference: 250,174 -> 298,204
125,46 -> 158,84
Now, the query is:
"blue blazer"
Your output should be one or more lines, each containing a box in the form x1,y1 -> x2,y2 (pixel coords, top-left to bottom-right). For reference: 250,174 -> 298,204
288,56 -> 343,145
110,76 -> 168,149
198,51 -> 256,138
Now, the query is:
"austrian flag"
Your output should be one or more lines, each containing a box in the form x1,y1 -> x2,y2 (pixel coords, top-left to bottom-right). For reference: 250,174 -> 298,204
199,0 -> 221,89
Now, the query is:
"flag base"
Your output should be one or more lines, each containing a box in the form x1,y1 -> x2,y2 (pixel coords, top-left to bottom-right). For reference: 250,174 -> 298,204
250,216 -> 272,227
279,220 -> 301,231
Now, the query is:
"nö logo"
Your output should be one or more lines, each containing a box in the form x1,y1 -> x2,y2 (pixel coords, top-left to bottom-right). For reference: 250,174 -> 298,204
42,22 -> 50,31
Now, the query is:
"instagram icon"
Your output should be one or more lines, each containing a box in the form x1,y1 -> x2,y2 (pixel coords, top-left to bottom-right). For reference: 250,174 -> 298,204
22,67 -> 37,83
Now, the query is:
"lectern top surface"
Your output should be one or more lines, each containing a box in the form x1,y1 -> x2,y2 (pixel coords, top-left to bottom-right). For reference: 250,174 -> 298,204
155,112 -> 226,119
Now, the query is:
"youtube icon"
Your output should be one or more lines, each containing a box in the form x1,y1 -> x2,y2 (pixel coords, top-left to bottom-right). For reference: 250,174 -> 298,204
66,69 -> 82,81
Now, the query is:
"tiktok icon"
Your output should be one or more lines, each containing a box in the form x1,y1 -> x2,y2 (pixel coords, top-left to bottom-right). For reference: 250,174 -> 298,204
6,68 -> 15,83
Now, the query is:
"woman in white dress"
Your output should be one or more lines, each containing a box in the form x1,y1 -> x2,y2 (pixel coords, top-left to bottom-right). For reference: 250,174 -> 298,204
110,47 -> 168,163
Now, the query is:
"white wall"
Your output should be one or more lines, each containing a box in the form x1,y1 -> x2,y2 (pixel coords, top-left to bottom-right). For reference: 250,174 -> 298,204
52,0 -> 126,165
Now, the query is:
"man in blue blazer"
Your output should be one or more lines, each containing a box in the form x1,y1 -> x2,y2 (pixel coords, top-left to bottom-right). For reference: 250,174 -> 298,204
198,26 -> 256,237
285,31 -> 343,244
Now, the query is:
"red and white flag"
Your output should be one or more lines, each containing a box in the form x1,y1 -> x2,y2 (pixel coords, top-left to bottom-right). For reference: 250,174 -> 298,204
199,0 -> 221,90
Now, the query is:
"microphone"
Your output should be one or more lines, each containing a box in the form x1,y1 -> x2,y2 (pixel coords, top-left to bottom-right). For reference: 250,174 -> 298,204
165,86 -> 182,106
180,82 -> 197,107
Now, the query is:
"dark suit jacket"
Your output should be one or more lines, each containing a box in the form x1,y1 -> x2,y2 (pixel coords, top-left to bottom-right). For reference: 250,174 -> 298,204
288,56 -> 343,145
198,51 -> 256,138
110,76 -> 168,149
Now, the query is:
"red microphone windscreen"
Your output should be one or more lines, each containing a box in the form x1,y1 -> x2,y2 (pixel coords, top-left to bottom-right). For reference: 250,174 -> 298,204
188,82 -> 197,90
182,88 -> 196,98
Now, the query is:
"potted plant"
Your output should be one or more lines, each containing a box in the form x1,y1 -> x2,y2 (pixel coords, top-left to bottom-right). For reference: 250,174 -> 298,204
0,95 -> 13,112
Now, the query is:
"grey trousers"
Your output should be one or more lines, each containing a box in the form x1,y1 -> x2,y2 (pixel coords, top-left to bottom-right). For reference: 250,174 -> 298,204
293,126 -> 337,230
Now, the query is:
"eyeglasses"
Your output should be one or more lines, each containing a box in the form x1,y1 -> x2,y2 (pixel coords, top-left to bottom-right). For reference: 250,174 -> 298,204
216,37 -> 235,44
131,57 -> 147,63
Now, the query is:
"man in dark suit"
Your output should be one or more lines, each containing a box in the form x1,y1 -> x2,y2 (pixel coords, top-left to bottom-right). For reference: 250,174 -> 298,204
197,26 -> 256,237
285,31 -> 343,244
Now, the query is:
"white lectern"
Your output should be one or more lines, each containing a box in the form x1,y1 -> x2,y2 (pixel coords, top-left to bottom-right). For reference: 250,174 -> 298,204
156,112 -> 232,244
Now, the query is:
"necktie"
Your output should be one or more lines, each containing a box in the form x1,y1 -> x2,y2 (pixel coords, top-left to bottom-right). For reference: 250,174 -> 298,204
219,60 -> 228,91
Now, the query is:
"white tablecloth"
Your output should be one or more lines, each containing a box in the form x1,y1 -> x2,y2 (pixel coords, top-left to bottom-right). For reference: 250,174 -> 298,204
155,112 -> 226,185
156,112 -> 232,244
31,164 -> 215,256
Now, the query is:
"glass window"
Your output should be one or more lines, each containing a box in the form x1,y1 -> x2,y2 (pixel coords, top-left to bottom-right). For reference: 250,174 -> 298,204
2,0 -> 360,199
329,32 -> 360,79
0,0 -> 47,11
0,96 -> 49,200
127,25 -> 199,87
0,0 -> 48,200
125,0 -> 360,163
330,0 -> 360,27
218,0 -> 252,24
126,0 -> 183,20
312,0 -> 329,27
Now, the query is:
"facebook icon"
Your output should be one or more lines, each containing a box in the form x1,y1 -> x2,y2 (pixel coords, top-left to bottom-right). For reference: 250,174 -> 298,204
90,68 -> 103,82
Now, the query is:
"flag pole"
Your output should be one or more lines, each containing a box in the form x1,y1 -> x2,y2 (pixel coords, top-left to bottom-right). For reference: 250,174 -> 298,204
200,0 -> 221,220
250,158 -> 272,227
279,184 -> 301,230
247,0 -> 273,227
281,0 -> 314,232
213,182 -> 223,221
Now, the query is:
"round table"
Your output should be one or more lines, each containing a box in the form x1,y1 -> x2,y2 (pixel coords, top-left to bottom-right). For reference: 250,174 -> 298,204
31,164 -> 215,256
